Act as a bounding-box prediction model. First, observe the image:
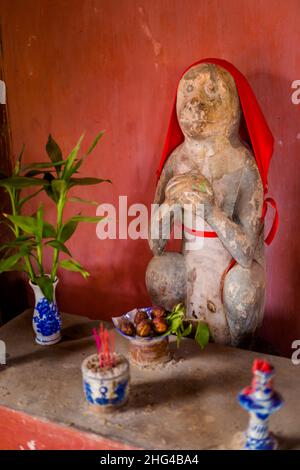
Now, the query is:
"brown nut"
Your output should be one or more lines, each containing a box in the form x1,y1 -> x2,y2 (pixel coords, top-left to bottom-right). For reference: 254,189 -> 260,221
134,310 -> 149,325
136,319 -> 152,337
119,319 -> 135,336
151,307 -> 166,319
152,317 -> 168,334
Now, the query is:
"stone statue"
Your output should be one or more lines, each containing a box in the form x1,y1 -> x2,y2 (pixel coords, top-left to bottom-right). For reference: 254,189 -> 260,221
146,62 -> 266,347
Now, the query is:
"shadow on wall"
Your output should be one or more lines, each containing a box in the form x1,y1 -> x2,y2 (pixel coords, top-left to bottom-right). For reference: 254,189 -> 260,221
0,272 -> 28,325
248,70 -> 300,357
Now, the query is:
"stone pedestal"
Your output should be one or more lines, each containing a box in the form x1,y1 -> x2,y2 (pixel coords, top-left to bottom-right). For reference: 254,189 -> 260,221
0,310 -> 299,450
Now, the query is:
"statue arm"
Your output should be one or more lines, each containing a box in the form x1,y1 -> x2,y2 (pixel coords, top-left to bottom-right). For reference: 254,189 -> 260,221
148,158 -> 174,256
205,159 -> 264,268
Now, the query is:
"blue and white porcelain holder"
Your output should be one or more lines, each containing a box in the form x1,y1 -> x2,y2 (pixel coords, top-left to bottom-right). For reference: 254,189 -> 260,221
238,360 -> 283,450
81,353 -> 130,412
30,277 -> 62,346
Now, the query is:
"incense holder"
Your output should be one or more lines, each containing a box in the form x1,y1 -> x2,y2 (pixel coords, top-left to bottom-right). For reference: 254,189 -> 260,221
238,359 -> 283,450
30,278 -> 62,346
113,307 -> 171,367
81,353 -> 130,412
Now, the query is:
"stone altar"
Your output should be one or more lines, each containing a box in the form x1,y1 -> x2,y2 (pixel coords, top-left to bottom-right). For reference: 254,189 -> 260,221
0,310 -> 299,450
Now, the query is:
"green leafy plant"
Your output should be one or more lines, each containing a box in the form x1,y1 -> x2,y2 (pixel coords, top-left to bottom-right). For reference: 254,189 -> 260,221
166,303 -> 210,349
0,132 -> 110,301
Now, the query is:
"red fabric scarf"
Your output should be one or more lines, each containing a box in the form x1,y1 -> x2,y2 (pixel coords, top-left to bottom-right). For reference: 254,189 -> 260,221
156,58 -> 278,245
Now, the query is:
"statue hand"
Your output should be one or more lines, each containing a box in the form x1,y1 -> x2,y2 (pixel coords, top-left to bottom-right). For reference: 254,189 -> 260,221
165,171 -> 214,212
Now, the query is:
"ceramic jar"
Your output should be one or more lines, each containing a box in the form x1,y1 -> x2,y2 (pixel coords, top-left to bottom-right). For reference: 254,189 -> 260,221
81,352 -> 130,411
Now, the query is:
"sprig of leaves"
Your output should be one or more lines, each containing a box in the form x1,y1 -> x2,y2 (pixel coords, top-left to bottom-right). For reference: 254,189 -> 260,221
166,303 -> 210,350
0,131 -> 110,301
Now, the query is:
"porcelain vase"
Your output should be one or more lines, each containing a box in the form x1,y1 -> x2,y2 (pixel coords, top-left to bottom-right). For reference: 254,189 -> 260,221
238,359 -> 283,450
29,278 -> 62,346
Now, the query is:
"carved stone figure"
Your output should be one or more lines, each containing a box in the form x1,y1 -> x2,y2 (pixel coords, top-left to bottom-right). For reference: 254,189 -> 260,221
146,62 -> 267,347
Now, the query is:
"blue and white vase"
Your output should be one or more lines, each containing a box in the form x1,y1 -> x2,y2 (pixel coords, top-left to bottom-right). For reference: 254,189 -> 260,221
81,353 -> 130,411
238,359 -> 283,450
30,278 -> 62,346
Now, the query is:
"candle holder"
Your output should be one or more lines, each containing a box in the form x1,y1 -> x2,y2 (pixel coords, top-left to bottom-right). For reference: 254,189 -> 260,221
238,359 -> 283,450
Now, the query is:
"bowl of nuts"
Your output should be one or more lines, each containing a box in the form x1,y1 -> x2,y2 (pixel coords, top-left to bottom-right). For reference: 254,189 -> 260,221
112,306 -> 171,366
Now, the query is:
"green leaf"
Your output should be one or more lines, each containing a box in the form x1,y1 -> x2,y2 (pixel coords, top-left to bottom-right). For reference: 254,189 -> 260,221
0,237 -> 36,252
4,214 -> 38,235
167,312 -> 184,321
60,219 -> 79,243
60,258 -> 89,278
22,160 -> 65,172
46,135 -> 63,175
87,130 -> 105,155
43,172 -> 58,203
169,316 -> 183,333
0,234 -> 33,247
174,303 -> 186,315
167,303 -> 185,322
58,215 -> 105,245
63,134 -> 84,179
63,131 -> 105,177
0,218 -> 16,234
36,205 -> 43,240
165,301 -> 209,350
68,196 -> 98,205
194,322 -> 210,350
68,215 -> 106,223
6,261 -> 26,272
18,187 -> 43,209
0,176 -> 48,189
68,177 -> 111,187
176,328 -> 182,347
42,222 -> 56,238
71,158 -> 83,174
0,251 -> 24,273
34,275 -> 54,301
14,144 -> 25,176
182,323 -> 193,337
46,239 -> 72,256
25,170 -> 46,177
51,179 -> 67,200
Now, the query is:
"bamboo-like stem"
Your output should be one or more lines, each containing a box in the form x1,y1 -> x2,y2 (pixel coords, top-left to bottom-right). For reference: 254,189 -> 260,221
7,187 -> 35,280
51,193 -> 65,282
36,243 -> 44,276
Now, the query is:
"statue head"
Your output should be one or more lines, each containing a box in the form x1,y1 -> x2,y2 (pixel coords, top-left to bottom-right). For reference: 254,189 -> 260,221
176,63 -> 241,139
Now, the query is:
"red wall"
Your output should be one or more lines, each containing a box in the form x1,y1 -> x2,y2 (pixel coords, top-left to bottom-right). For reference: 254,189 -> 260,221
0,0 -> 299,355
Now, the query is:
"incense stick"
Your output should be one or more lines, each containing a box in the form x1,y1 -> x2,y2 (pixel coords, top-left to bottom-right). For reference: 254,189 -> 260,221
92,327 -> 101,368
93,323 -> 116,369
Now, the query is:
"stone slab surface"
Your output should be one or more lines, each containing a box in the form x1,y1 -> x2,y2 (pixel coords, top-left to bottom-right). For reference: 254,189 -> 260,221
0,310 -> 299,450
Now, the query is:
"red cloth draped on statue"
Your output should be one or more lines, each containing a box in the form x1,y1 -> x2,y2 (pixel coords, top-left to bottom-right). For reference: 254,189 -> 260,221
156,58 -> 278,245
